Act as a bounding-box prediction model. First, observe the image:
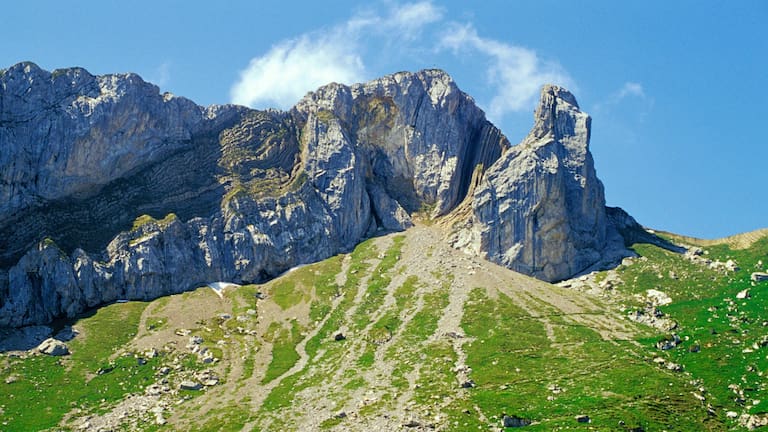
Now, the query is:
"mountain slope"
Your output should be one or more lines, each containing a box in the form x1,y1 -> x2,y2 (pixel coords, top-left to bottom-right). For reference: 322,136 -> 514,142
0,225 -> 766,431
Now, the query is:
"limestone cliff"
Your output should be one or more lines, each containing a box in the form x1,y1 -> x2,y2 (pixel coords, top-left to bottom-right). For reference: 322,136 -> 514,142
0,64 -> 510,327
452,85 -> 631,282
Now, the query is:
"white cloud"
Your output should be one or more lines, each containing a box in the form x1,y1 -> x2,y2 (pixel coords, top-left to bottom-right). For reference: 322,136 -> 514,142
230,1 -> 442,109
148,61 -> 171,89
390,1 -> 443,39
440,23 -> 572,121
230,32 -> 365,109
616,82 -> 645,100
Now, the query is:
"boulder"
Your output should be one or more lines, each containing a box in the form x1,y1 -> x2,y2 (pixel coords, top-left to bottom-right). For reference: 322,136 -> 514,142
752,272 -> 768,282
179,380 -> 202,391
37,338 -> 69,356
502,415 -> 532,427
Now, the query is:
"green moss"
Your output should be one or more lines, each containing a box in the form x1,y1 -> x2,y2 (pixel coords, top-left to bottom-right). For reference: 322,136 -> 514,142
131,213 -> 177,231
315,109 -> 336,125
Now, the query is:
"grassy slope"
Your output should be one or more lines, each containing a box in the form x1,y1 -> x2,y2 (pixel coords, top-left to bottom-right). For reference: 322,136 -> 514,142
614,235 -> 768,425
1,229 -> 766,430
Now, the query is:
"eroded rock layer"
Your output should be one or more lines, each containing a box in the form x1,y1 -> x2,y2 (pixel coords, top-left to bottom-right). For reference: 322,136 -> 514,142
0,65 -> 513,326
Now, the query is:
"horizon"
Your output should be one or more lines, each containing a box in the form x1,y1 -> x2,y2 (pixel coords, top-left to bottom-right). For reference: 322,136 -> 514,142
2,0 -> 765,239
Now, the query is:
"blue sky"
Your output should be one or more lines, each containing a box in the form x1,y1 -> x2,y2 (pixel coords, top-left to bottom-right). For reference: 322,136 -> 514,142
2,1 -> 766,238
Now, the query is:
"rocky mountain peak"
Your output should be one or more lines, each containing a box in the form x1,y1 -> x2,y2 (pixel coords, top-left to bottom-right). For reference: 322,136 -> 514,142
529,84 -> 585,142
0,64 -> 642,327
453,83 -> 631,282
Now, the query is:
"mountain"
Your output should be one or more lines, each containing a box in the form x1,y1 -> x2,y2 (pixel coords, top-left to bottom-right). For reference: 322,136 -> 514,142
2,224 -> 767,431
2,63 -> 768,431
0,63 -> 645,327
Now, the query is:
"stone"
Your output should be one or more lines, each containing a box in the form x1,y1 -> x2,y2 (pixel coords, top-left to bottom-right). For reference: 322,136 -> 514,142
575,415 -> 590,423
37,338 -> 69,356
202,378 -> 219,386
179,380 -> 202,391
740,413 -> 768,430
751,272 -> 768,282
645,289 -> 672,306
460,379 -> 476,388
403,419 -> 421,428
736,289 -> 750,299
656,334 -> 682,350
502,415 -> 532,427
334,333 -> 346,341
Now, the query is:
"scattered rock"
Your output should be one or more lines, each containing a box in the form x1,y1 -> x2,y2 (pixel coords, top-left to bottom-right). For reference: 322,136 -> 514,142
334,333 -> 346,341
656,334 -> 682,350
726,260 -> 740,272
175,329 -> 191,337
37,338 -> 69,356
461,380 -> 475,388
736,289 -> 750,300
444,331 -> 465,339
179,380 -> 202,391
740,413 -> 768,430
751,272 -> 768,283
403,418 -> 422,428
644,289 -> 672,306
628,307 -> 677,331
334,411 -> 347,419
502,414 -> 532,428
575,414 -> 590,423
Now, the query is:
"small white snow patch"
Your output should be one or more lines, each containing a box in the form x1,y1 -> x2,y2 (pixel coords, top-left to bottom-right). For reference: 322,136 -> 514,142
207,282 -> 241,299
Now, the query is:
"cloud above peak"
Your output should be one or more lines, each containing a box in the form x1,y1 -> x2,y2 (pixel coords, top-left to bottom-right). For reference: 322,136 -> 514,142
230,1 -> 443,109
230,1 -> 573,123
230,31 -> 365,109
439,23 -> 572,121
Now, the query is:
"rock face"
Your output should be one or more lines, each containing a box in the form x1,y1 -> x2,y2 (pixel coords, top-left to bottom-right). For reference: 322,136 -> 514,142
0,63 -> 647,327
0,64 -> 511,327
453,86 -> 627,282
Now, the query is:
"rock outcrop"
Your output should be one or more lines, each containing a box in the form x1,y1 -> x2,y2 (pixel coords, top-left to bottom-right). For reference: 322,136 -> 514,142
0,64 -> 510,327
453,86 -> 630,281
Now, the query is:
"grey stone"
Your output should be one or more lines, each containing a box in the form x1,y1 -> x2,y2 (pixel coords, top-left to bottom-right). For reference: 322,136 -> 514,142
37,338 -> 69,356
179,380 -> 202,391
502,415 -> 532,427
751,272 -> 768,282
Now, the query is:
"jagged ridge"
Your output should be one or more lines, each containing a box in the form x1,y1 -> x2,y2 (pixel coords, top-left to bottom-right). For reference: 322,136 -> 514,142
0,64 -> 511,327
